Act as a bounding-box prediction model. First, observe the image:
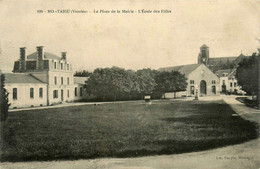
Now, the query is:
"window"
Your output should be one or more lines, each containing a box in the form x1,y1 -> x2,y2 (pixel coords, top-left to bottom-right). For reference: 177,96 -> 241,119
54,76 -> 57,85
202,49 -> 206,57
190,80 -> 194,84
67,89 -> 70,98
75,87 -> 78,96
230,82 -> 232,87
67,77 -> 69,85
61,63 -> 63,70
39,88 -> 43,98
223,80 -> 225,85
13,88 -> 17,100
67,64 -> 69,70
54,62 -> 57,69
61,77 -> 63,85
212,86 -> 216,94
53,90 -> 58,98
80,87 -> 83,96
30,88 -> 34,98
212,80 -> 216,84
190,86 -> 194,95
234,82 -> 237,87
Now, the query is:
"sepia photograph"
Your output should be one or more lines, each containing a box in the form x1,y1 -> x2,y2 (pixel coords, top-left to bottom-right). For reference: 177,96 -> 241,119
0,0 -> 260,168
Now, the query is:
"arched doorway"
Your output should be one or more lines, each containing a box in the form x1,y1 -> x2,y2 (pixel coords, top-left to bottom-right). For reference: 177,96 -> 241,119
200,80 -> 207,95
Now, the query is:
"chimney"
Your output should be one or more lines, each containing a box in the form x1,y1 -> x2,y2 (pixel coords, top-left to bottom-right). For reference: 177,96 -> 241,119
19,47 -> 26,71
36,46 -> 44,69
61,52 -> 67,60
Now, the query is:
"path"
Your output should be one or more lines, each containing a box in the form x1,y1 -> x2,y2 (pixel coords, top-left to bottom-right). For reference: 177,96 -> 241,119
1,95 -> 260,169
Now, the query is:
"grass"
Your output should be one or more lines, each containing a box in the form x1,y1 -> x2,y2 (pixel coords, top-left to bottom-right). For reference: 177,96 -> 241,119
0,99 -> 258,162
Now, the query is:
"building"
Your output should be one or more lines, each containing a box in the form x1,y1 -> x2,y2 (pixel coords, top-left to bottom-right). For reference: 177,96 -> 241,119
215,69 -> 245,94
158,44 -> 248,98
5,73 -> 47,108
198,44 -> 248,72
5,46 -> 87,109
74,77 -> 96,101
159,64 -> 220,97
197,44 -> 247,94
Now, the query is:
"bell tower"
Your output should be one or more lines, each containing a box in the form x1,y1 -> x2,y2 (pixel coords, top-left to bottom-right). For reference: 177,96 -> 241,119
198,44 -> 209,65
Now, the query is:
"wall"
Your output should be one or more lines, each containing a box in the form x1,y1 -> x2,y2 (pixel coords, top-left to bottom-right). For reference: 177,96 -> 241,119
220,76 -> 245,94
48,70 -> 75,105
5,83 -> 47,108
186,64 -> 220,96
73,84 -> 97,101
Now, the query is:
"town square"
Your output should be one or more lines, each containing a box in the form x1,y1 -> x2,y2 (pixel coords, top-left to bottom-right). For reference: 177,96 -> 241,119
0,0 -> 260,168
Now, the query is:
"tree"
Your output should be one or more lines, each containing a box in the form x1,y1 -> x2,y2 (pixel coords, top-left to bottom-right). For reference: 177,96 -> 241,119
85,67 -> 158,101
136,68 -> 157,99
74,70 -> 92,77
0,74 -> 10,121
236,53 -> 260,107
84,68 -> 110,101
155,71 -> 187,99
85,67 -> 133,101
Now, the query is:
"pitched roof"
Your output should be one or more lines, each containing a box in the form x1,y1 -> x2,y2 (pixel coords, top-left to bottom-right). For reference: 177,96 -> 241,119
201,44 -> 209,48
208,57 -> 237,65
208,54 -> 249,66
158,64 -> 201,77
74,77 -> 89,85
234,54 -> 247,65
4,73 -> 46,84
27,52 -> 61,60
215,69 -> 234,77
228,70 -> 237,78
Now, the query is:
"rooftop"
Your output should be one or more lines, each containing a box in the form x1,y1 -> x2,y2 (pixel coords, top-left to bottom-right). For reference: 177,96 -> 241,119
5,73 -> 46,84
215,69 -> 234,77
27,52 -> 62,60
158,64 -> 201,77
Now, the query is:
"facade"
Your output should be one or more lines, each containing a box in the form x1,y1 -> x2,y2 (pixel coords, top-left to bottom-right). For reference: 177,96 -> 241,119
5,73 -> 47,108
159,64 -> 220,97
215,69 -> 245,94
198,44 -> 248,72
5,46 -> 87,109
74,77 -> 96,101
197,44 -> 247,95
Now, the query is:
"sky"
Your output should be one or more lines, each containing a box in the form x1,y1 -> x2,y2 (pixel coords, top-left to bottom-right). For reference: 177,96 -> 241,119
0,0 -> 260,73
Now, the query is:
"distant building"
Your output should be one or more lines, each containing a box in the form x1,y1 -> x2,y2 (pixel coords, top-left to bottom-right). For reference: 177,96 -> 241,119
197,44 -> 247,94
198,44 -> 248,72
215,69 -> 245,94
159,64 -> 220,97
159,44 -> 247,98
74,77 -> 96,101
5,46 -> 89,109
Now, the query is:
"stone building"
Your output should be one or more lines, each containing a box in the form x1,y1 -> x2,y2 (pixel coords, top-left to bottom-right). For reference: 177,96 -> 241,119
5,46 -> 88,108
215,69 -> 245,94
159,44 -> 248,97
197,44 -> 248,72
197,44 -> 247,94
159,64 -> 220,97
